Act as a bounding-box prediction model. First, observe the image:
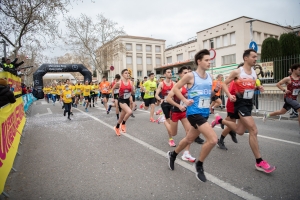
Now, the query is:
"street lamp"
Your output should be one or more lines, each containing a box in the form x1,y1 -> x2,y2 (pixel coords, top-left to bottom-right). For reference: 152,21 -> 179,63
246,19 -> 257,42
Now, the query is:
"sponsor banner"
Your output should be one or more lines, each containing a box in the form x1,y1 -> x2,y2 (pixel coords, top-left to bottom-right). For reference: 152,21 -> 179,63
0,97 -> 26,194
0,72 -> 22,96
208,64 -> 239,79
254,61 -> 274,80
22,93 -> 37,112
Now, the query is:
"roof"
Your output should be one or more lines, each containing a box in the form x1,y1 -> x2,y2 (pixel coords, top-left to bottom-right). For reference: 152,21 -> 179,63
197,16 -> 293,33
165,39 -> 197,51
115,35 -> 166,42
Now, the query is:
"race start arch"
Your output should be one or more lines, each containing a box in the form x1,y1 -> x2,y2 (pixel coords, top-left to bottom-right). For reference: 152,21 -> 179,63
33,64 -> 92,99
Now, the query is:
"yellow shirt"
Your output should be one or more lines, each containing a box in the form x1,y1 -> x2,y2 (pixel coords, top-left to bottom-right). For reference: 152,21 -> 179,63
50,86 -> 57,95
44,87 -> 51,94
83,85 -> 91,96
56,85 -> 63,95
62,90 -> 73,103
75,84 -> 83,94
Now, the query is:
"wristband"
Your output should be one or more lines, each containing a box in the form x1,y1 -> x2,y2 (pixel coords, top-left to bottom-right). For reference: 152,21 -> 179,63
283,89 -> 286,92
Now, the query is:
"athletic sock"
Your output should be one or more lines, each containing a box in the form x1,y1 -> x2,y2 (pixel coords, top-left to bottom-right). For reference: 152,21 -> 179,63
116,123 -> 120,128
220,135 -> 225,142
256,158 -> 263,164
172,150 -> 178,157
122,121 -> 126,125
196,160 -> 203,166
116,114 -> 119,118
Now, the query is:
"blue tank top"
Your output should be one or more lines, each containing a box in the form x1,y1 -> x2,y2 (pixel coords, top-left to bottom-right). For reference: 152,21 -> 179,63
186,71 -> 212,117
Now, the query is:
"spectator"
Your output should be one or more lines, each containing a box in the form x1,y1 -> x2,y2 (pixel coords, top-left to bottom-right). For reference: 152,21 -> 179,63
0,78 -> 16,107
21,83 -> 27,95
253,78 -> 261,113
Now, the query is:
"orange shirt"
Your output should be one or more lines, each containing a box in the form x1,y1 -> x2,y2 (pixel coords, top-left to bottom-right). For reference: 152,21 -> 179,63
99,81 -> 111,94
212,80 -> 223,96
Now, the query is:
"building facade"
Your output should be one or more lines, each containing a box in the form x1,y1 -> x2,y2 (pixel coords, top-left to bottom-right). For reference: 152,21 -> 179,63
104,35 -> 165,81
156,16 -> 292,79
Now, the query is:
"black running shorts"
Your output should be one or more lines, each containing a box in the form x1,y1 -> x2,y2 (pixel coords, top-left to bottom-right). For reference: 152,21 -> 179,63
283,97 -> 300,111
187,114 -> 208,129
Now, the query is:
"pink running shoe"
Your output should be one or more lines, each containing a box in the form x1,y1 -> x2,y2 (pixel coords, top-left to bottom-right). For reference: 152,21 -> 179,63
169,139 -> 176,147
156,109 -> 163,115
255,160 -> 276,173
139,103 -> 145,109
211,113 -> 222,128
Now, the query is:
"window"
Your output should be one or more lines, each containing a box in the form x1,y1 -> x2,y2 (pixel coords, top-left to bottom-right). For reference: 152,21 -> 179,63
203,40 -> 208,49
223,35 -> 228,46
216,37 -> 221,48
167,56 -> 172,63
210,39 -> 214,49
256,32 -> 261,44
177,53 -> 183,62
156,57 -> 161,65
126,43 -> 132,51
137,57 -> 142,64
211,58 -> 216,67
221,54 -> 236,65
146,57 -> 152,64
147,70 -> 152,75
136,44 -> 142,52
189,50 -> 196,59
126,56 -> 132,64
146,45 -> 152,52
230,32 -> 236,45
155,46 -> 161,53
137,70 -> 142,77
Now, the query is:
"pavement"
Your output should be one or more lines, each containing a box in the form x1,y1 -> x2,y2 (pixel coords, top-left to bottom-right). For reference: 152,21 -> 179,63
1,99 -> 300,200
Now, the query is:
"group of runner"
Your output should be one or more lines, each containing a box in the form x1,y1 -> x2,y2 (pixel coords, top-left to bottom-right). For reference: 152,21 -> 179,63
41,48 -> 300,183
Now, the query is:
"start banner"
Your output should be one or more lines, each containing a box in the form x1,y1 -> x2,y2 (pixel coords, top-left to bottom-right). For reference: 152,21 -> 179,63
0,72 -> 22,96
0,97 -> 26,194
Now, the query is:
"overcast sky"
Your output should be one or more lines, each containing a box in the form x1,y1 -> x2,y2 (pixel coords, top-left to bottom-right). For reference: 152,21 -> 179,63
49,0 -> 300,57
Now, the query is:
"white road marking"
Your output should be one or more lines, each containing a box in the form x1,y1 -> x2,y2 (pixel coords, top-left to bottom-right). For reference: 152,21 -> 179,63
74,108 -> 262,200
35,108 -> 53,117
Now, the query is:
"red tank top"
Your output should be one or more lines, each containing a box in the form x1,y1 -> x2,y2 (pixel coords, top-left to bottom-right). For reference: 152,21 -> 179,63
172,86 -> 187,112
161,80 -> 174,98
234,67 -> 256,100
286,76 -> 300,100
226,81 -> 236,113
119,80 -> 131,99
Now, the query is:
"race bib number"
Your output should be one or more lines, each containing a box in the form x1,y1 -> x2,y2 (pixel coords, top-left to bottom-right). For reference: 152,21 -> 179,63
292,89 -> 300,95
77,89 -> 81,93
114,89 -> 119,94
124,92 -> 131,99
66,94 -> 71,99
243,89 -> 254,99
149,91 -> 154,96
198,96 -> 210,108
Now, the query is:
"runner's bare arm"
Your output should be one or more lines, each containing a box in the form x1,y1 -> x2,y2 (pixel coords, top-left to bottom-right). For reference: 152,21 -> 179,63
276,77 -> 290,92
155,82 -> 163,101
172,73 -> 194,106
223,69 -> 239,101
166,89 -> 186,112
111,82 -> 120,96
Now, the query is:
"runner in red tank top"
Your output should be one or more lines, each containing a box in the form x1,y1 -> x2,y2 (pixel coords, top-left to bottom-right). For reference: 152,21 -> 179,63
263,63 -> 300,134
211,49 -> 276,174
166,66 -> 196,162
155,68 -> 176,147
111,69 -> 134,136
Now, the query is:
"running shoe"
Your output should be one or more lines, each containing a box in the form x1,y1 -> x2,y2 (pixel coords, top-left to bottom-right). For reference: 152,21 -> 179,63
169,139 -> 176,147
93,104 -> 95,107
290,114 -> 298,118
229,131 -> 238,143
195,162 -> 206,182
181,151 -> 196,162
101,99 -> 103,104
131,114 -> 135,118
71,112 -> 73,116
167,151 -> 176,170
114,126 -> 121,136
255,160 -> 276,173
85,108 -> 88,112
68,117 -> 71,120
121,124 -> 126,133
63,111 -> 66,116
108,105 -> 112,112
217,139 -> 227,150
140,103 -> 145,109
150,118 -> 156,122
83,102 -> 86,107
107,110 -> 109,114
155,109 -> 163,115
194,137 -> 204,144
156,115 -> 165,124
211,113 -> 222,128
263,112 -> 269,122
53,102 -> 55,106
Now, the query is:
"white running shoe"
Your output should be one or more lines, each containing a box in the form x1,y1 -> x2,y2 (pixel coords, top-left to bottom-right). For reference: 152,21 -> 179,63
181,151 -> 196,163
156,115 -> 165,124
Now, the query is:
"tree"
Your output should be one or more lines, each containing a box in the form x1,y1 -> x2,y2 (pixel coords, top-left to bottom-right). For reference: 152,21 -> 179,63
261,37 -> 280,60
0,0 -> 75,58
64,14 -> 126,76
279,32 -> 300,56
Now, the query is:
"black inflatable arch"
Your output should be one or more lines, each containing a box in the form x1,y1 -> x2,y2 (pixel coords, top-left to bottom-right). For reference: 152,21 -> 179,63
33,63 -> 92,99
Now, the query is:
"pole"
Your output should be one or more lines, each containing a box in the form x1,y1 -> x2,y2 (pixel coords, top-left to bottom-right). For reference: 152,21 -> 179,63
1,39 -> 7,58
249,22 -> 253,42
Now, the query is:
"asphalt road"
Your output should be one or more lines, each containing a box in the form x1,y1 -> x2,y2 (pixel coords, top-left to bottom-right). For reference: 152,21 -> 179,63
2,99 -> 300,200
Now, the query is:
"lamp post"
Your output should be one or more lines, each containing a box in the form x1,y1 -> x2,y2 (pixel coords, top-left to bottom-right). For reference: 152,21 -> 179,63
245,19 -> 257,42
0,39 -> 8,58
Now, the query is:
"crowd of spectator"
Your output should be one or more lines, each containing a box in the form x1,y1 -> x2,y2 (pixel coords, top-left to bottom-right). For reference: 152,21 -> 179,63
0,57 -> 24,77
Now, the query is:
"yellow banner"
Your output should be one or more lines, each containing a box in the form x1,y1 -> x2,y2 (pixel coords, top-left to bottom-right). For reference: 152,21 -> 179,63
0,72 -> 22,96
0,97 -> 26,194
